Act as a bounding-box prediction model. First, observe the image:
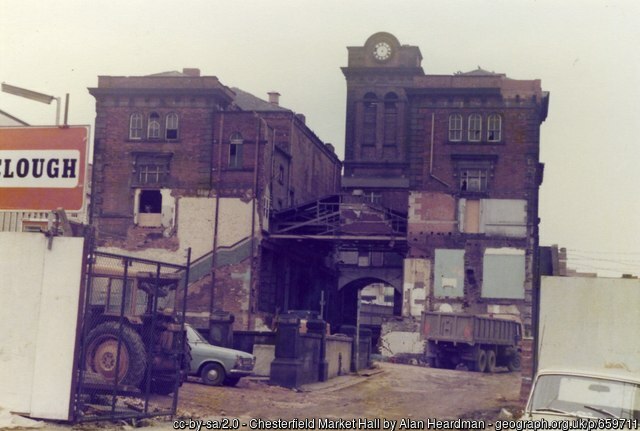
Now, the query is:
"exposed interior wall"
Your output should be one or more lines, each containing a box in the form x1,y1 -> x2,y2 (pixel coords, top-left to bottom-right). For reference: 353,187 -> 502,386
402,258 -> 430,317
0,233 -> 84,420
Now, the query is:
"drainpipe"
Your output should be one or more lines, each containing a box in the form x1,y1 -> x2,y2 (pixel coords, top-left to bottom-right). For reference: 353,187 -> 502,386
209,114 -> 224,321
429,112 -> 450,187
247,115 -> 264,330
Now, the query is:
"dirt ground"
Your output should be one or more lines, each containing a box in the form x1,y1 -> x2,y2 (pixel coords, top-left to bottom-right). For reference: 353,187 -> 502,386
176,361 -> 522,421
34,362 -> 522,430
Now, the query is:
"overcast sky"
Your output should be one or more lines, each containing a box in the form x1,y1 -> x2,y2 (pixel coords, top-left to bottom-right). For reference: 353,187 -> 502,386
2,0 -> 639,276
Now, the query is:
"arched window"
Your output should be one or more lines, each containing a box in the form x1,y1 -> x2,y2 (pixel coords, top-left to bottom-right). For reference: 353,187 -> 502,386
229,132 -> 243,168
383,93 -> 398,146
165,113 -> 179,140
448,114 -> 462,141
148,112 -> 161,139
129,113 -> 143,139
487,114 -> 501,142
363,93 -> 377,147
468,114 -> 482,142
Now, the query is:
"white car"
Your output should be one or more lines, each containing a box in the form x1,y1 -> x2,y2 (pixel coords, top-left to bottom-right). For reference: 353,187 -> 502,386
186,325 -> 255,386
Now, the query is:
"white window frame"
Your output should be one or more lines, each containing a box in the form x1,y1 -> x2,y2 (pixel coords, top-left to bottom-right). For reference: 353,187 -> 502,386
487,114 -> 501,142
147,113 -> 161,139
165,113 -> 179,140
460,168 -> 488,192
468,114 -> 482,142
448,114 -> 463,141
229,132 -> 243,168
129,113 -> 143,140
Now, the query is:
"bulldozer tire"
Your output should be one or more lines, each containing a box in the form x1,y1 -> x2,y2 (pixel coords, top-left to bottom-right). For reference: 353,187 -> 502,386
85,321 -> 147,387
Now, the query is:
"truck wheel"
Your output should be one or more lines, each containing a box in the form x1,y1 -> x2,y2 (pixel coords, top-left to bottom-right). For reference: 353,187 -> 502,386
485,350 -> 496,373
474,349 -> 487,373
85,321 -> 147,387
201,363 -> 225,386
508,352 -> 522,372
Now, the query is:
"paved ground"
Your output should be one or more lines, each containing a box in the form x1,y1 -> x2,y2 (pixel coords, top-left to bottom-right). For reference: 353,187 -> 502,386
27,362 -> 523,430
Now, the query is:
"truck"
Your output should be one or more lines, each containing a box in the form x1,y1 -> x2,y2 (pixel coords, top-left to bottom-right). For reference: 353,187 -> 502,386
422,311 -> 522,373
522,276 -> 640,423
82,264 -> 190,395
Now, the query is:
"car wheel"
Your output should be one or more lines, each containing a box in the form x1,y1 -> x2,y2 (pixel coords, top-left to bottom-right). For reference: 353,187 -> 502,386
224,377 -> 241,387
201,363 -> 225,386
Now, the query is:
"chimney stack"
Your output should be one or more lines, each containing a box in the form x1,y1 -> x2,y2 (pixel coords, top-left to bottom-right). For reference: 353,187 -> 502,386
268,91 -> 280,106
183,68 -> 201,77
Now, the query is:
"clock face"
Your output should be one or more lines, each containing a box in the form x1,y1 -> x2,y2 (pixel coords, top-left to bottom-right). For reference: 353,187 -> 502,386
373,41 -> 392,61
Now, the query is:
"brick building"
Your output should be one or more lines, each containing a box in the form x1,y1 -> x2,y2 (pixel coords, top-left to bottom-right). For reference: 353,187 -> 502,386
88,69 -> 341,331
341,32 -> 549,337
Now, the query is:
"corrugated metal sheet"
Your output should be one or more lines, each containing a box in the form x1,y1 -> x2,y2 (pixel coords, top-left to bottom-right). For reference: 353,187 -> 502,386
434,249 -> 464,298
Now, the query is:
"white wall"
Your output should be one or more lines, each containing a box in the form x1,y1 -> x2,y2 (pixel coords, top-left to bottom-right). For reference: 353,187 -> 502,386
539,276 -> 640,374
0,233 -> 84,420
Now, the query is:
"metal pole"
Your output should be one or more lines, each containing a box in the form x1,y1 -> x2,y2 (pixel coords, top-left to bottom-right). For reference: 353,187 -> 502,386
55,96 -> 61,126
355,288 -> 361,374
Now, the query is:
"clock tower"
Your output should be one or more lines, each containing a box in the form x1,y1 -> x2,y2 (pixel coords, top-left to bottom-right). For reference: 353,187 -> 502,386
341,32 -> 423,212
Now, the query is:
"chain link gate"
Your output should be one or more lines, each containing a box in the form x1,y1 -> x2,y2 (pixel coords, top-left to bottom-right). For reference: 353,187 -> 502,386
74,249 -> 191,422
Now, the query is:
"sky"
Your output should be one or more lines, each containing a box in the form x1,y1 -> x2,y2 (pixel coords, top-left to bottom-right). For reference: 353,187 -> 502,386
1,0 -> 639,276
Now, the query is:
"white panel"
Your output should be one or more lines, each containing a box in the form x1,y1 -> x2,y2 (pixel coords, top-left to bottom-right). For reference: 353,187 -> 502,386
539,277 -> 640,373
0,233 -> 46,414
481,199 -> 527,237
30,237 -> 84,419
0,233 -> 83,420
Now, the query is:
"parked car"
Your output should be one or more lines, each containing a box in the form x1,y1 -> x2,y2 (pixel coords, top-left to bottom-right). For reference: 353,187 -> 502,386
186,324 -> 255,386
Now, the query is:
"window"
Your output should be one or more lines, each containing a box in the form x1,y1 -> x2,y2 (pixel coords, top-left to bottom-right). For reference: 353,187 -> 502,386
147,112 -> 161,139
165,113 -> 179,140
383,93 -> 398,146
363,93 -> 377,147
229,132 -> 243,168
487,114 -> 501,142
134,154 -> 171,185
129,113 -> 143,139
137,189 -> 163,227
460,169 -> 488,192
449,114 -> 463,141
468,114 -> 482,142
278,165 -> 285,184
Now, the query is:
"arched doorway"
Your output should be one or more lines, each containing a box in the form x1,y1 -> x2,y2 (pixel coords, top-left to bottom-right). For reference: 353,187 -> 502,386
336,277 -> 402,352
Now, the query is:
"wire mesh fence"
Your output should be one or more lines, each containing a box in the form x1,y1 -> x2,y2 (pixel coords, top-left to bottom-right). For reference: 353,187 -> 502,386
74,250 -> 191,422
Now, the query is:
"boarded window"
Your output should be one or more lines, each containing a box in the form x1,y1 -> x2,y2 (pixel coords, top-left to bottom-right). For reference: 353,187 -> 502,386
434,249 -> 464,298
459,199 -> 480,233
481,199 -> 527,238
481,248 -> 525,299
383,93 -> 398,146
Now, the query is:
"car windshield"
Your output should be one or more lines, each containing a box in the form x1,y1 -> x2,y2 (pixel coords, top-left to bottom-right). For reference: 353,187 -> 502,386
530,374 -> 640,419
186,325 -> 208,344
